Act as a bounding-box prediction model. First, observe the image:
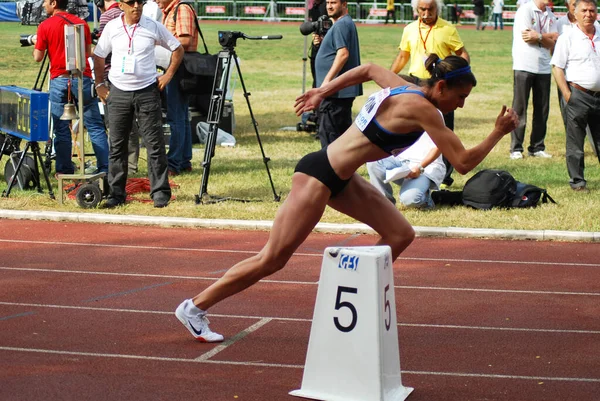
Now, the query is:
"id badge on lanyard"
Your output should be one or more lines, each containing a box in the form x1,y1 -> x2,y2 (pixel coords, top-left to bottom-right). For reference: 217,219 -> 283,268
121,17 -> 137,74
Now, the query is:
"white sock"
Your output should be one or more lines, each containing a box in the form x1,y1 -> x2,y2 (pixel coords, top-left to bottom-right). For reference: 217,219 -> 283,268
185,299 -> 205,316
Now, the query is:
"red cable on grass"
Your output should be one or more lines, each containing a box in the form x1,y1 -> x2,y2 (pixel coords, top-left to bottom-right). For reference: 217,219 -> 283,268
66,178 -> 178,203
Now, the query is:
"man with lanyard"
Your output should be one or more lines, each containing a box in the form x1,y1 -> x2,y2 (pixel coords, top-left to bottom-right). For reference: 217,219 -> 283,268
96,0 -> 144,174
390,0 -> 469,188
313,0 -> 362,148
157,0 -> 198,176
509,0 -> 558,160
93,0 -> 183,208
551,0 -> 600,192
32,0 -> 109,177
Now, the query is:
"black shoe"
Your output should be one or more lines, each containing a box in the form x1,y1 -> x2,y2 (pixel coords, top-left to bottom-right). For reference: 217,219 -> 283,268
103,197 -> 125,209
153,194 -> 170,208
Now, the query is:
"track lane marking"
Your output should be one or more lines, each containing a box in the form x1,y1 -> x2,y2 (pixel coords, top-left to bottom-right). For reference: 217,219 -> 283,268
1,302 -> 600,334
195,318 -> 272,361
1,267 -> 598,297
0,346 -> 598,383
1,238 -> 599,267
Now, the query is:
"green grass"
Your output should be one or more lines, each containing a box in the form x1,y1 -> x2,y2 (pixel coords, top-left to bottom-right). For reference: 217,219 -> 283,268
1,21 -> 599,232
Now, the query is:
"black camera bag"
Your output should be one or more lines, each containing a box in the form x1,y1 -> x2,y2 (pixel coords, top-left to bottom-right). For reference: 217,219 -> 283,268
174,3 -> 219,94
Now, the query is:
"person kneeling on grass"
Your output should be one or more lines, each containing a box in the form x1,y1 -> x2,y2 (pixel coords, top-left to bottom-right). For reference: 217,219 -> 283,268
367,131 -> 446,209
174,54 -> 519,342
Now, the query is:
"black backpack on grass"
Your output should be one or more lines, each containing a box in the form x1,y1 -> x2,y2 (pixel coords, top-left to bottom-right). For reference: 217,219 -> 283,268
510,182 -> 556,208
462,169 -> 517,210
462,169 -> 556,209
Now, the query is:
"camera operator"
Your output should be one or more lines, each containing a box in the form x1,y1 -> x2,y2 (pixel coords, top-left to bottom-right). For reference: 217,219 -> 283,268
31,0 -> 109,177
314,0 -> 362,148
308,0 -> 327,88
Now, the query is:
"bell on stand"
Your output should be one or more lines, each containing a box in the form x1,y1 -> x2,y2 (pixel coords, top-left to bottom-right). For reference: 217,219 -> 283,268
60,78 -> 78,120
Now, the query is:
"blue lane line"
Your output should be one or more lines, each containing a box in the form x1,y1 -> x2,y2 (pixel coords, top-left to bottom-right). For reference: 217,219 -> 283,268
0,311 -> 35,321
82,282 -> 173,303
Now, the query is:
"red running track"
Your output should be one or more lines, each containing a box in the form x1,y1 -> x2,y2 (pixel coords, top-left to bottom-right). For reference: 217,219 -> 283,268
0,219 -> 599,401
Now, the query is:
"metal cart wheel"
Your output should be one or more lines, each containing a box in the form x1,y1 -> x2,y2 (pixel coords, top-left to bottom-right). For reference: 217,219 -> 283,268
75,182 -> 102,209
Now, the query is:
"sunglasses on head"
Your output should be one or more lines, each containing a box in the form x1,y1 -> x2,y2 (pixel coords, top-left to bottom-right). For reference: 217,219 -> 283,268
122,0 -> 146,6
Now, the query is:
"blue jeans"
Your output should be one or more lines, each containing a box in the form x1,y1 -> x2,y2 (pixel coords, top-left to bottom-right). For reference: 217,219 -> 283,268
165,72 -> 192,173
49,76 -> 109,174
367,157 -> 434,209
493,13 -> 503,30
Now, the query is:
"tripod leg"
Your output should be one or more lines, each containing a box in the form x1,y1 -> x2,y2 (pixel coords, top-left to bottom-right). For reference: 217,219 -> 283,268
232,56 -> 280,201
32,142 -> 55,199
197,50 -> 233,203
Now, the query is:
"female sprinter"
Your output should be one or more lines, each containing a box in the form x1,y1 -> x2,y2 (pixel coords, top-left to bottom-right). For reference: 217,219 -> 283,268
175,54 -> 519,342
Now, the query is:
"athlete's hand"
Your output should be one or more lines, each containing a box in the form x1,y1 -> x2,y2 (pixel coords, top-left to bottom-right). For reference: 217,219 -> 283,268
494,105 -> 519,136
294,88 -> 324,116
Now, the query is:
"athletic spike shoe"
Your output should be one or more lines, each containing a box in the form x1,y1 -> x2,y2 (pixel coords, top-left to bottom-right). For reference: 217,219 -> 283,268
175,299 -> 224,343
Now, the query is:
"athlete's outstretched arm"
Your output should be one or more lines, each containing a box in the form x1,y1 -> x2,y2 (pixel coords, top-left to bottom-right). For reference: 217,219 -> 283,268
294,63 -> 408,115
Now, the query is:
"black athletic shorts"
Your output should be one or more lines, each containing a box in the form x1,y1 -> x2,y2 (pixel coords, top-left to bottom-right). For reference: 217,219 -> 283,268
294,147 -> 351,197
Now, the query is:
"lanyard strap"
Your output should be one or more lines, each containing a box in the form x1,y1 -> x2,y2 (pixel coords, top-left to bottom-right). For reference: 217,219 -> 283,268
121,15 -> 138,54
536,11 -> 548,33
419,21 -> 434,53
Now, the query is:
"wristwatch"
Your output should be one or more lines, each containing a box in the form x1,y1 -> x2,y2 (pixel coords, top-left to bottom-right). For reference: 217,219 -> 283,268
418,165 -> 425,174
537,33 -> 543,44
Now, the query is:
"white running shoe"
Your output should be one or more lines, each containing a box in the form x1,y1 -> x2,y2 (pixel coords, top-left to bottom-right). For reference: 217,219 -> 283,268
528,150 -> 552,158
175,299 -> 224,342
509,151 -> 523,160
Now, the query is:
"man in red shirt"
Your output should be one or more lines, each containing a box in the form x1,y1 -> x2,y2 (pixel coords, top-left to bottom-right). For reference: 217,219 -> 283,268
32,0 -> 109,176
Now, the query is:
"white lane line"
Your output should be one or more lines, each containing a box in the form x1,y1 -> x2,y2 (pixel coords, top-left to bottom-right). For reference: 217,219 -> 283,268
0,267 -> 317,285
195,318 -> 272,361
1,267 -> 598,297
1,238 -> 599,268
0,346 -> 300,369
2,302 -> 600,335
0,346 -> 599,383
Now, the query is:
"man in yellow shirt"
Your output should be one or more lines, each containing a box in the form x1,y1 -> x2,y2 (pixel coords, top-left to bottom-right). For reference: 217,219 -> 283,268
386,0 -> 396,24
390,0 -> 470,186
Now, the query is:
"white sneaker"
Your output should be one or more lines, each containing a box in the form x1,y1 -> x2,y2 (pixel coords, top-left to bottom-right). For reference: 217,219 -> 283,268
175,299 -> 224,342
528,150 -> 552,158
509,151 -> 523,160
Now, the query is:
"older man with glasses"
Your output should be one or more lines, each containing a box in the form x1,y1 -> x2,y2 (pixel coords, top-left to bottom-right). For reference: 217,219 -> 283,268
93,0 -> 184,208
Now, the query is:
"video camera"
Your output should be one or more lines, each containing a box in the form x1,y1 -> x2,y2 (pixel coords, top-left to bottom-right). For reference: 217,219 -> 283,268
299,15 -> 332,36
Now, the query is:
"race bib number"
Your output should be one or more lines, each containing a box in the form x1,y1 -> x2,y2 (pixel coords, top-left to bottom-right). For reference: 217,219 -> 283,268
355,87 -> 391,131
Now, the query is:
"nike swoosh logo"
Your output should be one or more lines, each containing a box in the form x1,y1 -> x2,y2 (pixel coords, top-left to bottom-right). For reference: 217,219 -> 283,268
188,320 -> 203,335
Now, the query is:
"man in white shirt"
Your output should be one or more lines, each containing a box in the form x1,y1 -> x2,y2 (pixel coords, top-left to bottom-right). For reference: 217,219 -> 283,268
93,0 -> 183,208
555,0 -> 598,158
550,0 -> 600,192
509,0 -> 558,160
492,0 -> 504,30
366,132 -> 446,209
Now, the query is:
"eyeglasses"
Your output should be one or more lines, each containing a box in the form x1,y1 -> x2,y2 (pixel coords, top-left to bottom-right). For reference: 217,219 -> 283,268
122,0 -> 146,6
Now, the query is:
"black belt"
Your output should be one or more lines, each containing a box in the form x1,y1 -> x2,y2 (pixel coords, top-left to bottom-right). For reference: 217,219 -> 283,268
569,82 -> 600,98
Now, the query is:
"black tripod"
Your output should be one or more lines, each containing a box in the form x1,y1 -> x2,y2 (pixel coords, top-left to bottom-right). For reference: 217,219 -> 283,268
196,31 -> 283,204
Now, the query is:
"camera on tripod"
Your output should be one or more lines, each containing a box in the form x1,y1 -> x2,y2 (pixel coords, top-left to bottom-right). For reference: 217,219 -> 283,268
299,15 -> 332,36
19,34 -> 36,47
218,31 -> 245,48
